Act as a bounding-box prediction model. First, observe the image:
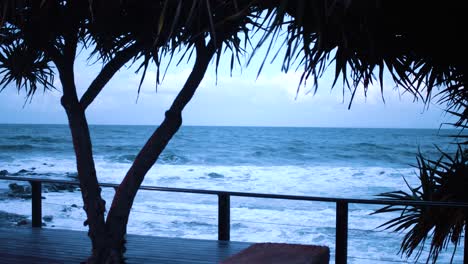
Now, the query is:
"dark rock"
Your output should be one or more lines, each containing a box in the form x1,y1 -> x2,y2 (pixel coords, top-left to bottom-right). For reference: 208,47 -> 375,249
9,183 -> 31,194
65,172 -> 78,180
71,204 -> 78,208
8,183 -> 33,199
207,172 -> 224,179
8,193 -> 32,199
0,211 -> 28,228
44,183 -> 76,193
43,215 -> 53,222
42,222 -> 46,227
17,219 -> 29,226
0,170 -> 8,176
17,169 -> 28,174
30,167 -> 36,170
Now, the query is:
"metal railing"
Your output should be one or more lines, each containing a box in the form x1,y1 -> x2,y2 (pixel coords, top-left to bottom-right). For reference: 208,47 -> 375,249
1,175 -> 467,264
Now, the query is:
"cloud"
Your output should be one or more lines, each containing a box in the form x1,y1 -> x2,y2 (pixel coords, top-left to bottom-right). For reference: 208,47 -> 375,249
0,48 -> 450,128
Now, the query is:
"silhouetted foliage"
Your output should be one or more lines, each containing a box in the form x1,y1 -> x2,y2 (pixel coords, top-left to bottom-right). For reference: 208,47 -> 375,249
374,147 -> 468,263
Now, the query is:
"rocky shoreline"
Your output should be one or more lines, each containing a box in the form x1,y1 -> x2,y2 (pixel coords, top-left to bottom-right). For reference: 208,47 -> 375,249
1,168 -> 79,199
0,210 -> 29,228
1,168 -> 80,227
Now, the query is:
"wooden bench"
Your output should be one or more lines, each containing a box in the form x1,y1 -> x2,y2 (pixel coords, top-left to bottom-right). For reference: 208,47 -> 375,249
220,243 -> 330,264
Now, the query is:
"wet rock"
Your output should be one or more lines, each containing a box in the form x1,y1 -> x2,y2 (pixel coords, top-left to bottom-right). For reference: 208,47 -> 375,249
44,183 -> 77,192
0,170 -> 8,176
17,219 -> 29,226
9,183 -> 30,193
207,172 -> 224,179
8,183 -> 33,198
11,169 -> 29,176
0,211 -> 28,228
8,193 -> 32,199
71,204 -> 78,208
43,215 -> 53,222
65,172 -> 78,180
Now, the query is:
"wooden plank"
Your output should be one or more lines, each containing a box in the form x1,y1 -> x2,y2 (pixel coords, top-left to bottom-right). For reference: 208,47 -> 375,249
0,227 -> 251,263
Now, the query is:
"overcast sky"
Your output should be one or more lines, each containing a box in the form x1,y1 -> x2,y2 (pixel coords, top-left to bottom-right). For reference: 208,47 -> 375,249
0,44 -> 454,128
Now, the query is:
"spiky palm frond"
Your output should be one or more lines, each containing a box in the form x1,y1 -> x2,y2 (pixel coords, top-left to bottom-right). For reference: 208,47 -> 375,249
0,40 -> 54,98
255,1 -> 467,114
373,147 -> 468,263
93,0 -> 260,91
1,0 -> 260,97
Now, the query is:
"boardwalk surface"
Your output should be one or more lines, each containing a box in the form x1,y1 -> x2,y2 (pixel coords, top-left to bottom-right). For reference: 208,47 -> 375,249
0,227 -> 251,264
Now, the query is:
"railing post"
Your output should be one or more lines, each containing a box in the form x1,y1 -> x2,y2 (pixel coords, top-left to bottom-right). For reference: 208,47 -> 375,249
30,181 -> 42,228
336,201 -> 348,264
218,193 -> 230,241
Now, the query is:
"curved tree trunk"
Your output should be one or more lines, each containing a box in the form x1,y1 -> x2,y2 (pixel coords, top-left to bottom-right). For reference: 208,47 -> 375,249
56,58 -> 108,260
55,33 -> 216,263
102,40 -> 216,262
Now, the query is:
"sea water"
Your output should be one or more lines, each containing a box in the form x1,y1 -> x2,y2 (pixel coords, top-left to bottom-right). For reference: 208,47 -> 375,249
0,124 -> 463,263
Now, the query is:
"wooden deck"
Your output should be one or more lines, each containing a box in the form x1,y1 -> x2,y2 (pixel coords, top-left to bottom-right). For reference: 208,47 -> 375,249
0,227 -> 251,263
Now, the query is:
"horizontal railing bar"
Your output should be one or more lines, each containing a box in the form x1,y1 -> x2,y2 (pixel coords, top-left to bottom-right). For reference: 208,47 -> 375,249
2,175 -> 468,208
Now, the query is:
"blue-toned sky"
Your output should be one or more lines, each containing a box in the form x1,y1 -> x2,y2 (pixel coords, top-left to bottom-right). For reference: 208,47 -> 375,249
0,45 -> 454,128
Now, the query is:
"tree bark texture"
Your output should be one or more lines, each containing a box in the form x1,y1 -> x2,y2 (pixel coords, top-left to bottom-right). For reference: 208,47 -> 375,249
56,61 -> 108,257
104,41 -> 216,260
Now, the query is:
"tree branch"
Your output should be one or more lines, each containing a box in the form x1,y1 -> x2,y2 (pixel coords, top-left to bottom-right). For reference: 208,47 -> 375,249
104,39 -> 216,252
80,43 -> 141,110
169,39 -> 216,113
44,41 -> 67,72
55,36 -> 109,258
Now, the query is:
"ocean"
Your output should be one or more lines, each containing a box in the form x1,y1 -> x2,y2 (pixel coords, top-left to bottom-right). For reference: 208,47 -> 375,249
0,124 -> 463,263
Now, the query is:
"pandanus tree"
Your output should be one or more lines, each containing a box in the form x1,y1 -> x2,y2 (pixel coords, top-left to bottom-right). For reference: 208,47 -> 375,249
1,0 -> 468,263
0,0 -> 258,262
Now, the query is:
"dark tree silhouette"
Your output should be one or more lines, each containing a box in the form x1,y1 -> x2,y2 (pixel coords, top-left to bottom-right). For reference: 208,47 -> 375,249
0,1 -> 256,262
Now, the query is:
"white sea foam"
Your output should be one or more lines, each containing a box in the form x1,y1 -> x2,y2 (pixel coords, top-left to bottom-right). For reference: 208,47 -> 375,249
91,163 -> 418,196
1,163 -> 463,263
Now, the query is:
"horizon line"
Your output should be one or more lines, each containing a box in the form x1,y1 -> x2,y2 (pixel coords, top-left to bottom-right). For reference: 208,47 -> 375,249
0,122 -> 454,130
